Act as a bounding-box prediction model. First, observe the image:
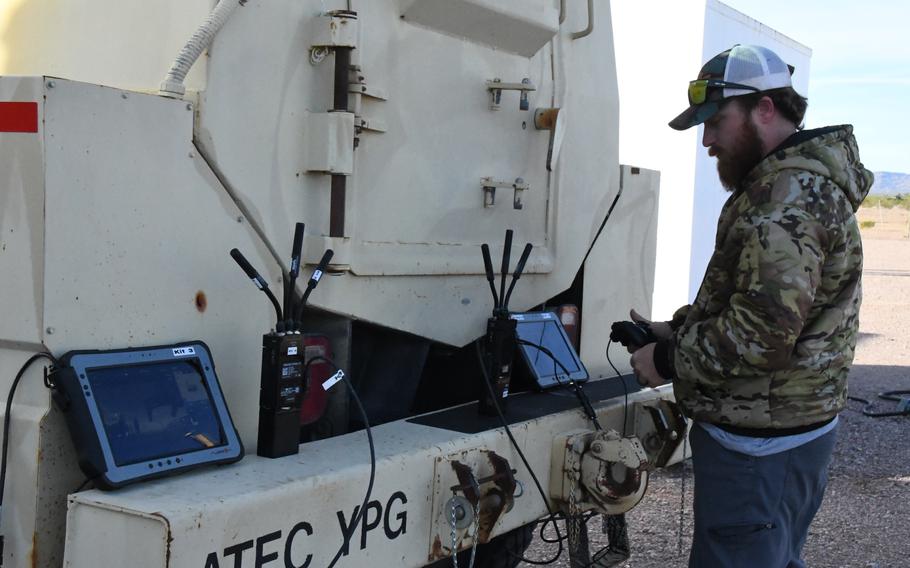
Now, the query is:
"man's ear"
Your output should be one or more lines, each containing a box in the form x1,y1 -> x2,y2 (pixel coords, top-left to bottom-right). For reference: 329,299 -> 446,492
753,96 -> 776,125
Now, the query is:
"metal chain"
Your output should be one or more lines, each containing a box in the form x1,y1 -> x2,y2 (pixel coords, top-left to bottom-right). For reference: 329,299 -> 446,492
677,434 -> 689,556
451,499 -> 460,568
568,472 -> 580,558
449,499 -> 480,568
467,501 -> 480,568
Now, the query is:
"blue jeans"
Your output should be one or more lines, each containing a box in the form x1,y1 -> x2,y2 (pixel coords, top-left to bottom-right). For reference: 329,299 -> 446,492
688,422 -> 837,568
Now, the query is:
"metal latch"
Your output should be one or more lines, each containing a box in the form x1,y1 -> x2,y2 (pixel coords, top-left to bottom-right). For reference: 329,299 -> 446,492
486,78 -> 536,111
534,107 -> 566,171
481,177 -> 529,209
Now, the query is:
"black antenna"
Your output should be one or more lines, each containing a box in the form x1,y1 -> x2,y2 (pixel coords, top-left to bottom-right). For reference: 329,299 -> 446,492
295,249 -> 335,325
503,243 -> 533,310
498,229 -> 513,312
286,223 -> 305,329
230,248 -> 283,326
481,244 -> 500,309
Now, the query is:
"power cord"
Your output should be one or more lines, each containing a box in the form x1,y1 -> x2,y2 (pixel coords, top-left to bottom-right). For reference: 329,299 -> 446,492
604,342 -> 631,437
1,351 -> 58,564
474,342 -> 565,565
303,355 -> 376,568
514,339 -> 602,431
848,391 -> 910,417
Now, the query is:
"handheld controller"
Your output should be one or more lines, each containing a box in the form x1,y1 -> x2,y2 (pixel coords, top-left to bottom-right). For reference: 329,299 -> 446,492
609,320 -> 657,350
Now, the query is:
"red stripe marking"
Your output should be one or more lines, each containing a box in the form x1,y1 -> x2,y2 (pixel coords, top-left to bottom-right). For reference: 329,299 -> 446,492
0,102 -> 39,133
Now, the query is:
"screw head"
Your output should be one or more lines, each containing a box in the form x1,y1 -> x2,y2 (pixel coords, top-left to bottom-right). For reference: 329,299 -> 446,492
47,81 -> 55,89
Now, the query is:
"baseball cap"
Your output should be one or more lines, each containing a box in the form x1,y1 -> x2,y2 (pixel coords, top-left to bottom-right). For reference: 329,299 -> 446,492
669,45 -> 795,131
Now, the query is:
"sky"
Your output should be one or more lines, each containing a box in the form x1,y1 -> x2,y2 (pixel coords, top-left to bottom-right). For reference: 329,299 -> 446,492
721,0 -> 909,174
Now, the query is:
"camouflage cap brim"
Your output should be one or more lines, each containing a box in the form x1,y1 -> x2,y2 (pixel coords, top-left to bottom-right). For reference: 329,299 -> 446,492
669,101 -> 720,131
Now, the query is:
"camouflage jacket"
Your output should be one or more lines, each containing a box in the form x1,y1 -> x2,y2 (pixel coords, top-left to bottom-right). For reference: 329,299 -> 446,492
668,125 -> 873,430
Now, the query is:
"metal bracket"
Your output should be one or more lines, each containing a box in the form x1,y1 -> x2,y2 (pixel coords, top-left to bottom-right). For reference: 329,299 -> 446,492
637,400 -> 688,468
476,452 -> 517,542
481,177 -> 529,209
311,10 -> 359,48
348,70 -> 388,101
356,116 -> 387,133
486,78 -> 536,111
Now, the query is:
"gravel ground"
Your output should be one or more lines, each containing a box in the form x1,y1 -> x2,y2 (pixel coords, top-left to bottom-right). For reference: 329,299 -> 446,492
521,236 -> 910,568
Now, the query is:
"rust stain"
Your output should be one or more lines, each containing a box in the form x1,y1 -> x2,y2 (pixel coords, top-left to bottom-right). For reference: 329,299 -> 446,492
194,290 -> 208,313
150,513 -> 173,567
30,531 -> 37,568
430,535 -> 445,561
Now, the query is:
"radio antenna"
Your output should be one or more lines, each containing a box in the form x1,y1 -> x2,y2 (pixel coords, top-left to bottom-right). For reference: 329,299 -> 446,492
286,223 -> 305,329
295,249 -> 335,326
481,244 -> 500,309
503,243 -> 533,311
230,248 -> 283,327
498,229 -> 513,313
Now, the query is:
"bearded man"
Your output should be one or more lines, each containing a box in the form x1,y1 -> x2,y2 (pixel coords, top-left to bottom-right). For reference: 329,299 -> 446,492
625,45 -> 873,567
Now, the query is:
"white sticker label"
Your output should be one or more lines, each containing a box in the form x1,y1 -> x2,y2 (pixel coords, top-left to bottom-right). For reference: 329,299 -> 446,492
322,369 -> 344,391
288,346 -> 298,356
173,346 -> 196,357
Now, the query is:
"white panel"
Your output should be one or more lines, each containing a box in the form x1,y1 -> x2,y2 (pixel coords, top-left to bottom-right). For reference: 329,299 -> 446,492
399,0 -> 559,57
0,77 -> 44,345
41,79 -> 284,450
65,503 -> 168,567
581,166 -> 660,378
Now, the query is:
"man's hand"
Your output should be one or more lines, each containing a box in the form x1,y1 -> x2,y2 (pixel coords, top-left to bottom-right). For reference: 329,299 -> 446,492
630,309 -> 673,341
630,343 -> 668,388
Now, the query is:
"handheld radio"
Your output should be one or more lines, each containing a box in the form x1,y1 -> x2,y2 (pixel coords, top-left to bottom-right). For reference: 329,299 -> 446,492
478,230 -> 533,416
230,224 -> 334,458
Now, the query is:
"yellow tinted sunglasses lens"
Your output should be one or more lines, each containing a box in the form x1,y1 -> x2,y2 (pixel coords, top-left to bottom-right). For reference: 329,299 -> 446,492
688,80 -> 708,105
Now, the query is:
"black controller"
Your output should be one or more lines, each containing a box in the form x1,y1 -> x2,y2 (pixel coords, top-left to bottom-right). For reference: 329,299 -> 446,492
609,321 -> 657,349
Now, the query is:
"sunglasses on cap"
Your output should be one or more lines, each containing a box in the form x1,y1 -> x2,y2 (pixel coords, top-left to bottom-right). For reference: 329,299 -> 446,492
688,79 -> 760,105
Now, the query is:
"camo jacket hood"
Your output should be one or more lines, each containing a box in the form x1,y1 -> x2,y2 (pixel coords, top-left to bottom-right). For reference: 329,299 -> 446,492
670,125 -> 874,430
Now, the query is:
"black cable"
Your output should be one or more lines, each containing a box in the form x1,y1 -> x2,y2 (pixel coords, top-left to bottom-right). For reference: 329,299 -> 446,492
604,342 -> 630,437
515,339 -> 602,432
474,342 -> 564,565
2,352 -> 58,512
579,179 -> 625,269
1,351 -> 58,563
303,355 -> 376,568
74,477 -> 95,493
847,391 -> 910,417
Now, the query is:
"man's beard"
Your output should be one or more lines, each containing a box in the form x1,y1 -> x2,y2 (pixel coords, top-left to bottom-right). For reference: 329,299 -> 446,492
715,117 -> 764,191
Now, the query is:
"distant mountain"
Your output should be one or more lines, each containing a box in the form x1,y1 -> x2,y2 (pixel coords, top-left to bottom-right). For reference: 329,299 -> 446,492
870,171 -> 910,195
